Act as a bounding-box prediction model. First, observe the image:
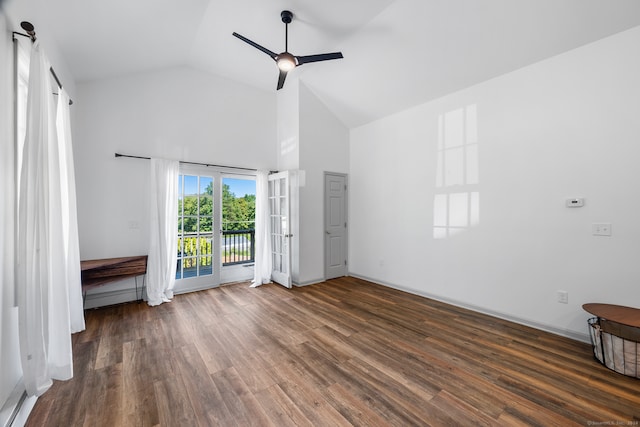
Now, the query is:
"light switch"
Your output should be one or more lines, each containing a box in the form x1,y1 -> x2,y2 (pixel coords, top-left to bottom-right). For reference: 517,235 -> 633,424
557,290 -> 568,304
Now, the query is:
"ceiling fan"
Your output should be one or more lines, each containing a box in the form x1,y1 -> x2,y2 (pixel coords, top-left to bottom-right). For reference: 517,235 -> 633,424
232,10 -> 344,90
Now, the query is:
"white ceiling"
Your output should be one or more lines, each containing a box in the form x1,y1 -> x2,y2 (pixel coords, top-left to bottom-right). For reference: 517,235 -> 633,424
6,0 -> 640,127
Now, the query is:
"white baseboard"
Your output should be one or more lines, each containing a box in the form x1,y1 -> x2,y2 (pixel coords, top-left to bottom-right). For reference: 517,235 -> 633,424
84,271 -> 254,309
348,272 -> 590,344
293,278 -> 325,287
8,395 -> 35,427
1,380 -> 36,427
83,287 -> 141,309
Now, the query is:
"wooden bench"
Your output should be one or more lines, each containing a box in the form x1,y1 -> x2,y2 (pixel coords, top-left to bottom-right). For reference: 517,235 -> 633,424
81,255 -> 148,304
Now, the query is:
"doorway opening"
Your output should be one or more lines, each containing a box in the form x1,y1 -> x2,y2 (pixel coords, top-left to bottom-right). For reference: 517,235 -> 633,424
175,168 -> 256,291
221,176 -> 256,283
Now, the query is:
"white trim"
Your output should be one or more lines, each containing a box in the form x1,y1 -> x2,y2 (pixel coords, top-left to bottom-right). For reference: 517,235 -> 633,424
293,278 -> 326,287
0,380 -> 36,427
84,264 -> 254,308
7,395 -> 36,427
349,273 -> 590,344
174,282 -> 219,295
83,287 -> 139,309
220,263 -> 254,284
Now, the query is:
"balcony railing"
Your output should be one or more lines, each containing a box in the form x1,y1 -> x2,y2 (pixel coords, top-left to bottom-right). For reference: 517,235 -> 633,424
222,229 -> 255,266
176,229 -> 254,279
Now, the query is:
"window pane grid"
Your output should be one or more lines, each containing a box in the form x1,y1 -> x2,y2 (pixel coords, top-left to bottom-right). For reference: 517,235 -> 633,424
176,174 -> 214,279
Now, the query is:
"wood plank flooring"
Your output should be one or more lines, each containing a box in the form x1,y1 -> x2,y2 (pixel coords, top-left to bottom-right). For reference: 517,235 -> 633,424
26,277 -> 640,426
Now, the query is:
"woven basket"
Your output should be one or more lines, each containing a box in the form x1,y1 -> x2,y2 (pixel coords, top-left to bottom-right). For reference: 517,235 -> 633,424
588,317 -> 640,379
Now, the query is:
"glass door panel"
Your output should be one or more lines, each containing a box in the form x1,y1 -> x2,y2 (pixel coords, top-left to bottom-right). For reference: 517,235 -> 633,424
268,171 -> 291,288
176,173 -> 216,284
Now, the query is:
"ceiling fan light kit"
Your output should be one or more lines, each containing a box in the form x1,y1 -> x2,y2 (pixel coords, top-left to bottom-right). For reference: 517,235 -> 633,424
276,52 -> 296,71
233,10 -> 343,90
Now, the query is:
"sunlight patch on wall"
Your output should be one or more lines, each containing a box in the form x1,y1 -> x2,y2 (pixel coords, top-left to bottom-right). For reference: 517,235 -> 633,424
433,105 -> 479,239
280,137 -> 298,156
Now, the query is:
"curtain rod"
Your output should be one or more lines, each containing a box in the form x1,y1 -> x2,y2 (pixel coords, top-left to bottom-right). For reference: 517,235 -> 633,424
115,153 -> 272,174
12,22 -> 74,105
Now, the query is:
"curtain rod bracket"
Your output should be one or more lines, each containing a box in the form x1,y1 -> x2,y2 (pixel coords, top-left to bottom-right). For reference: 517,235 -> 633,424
12,31 -> 32,41
13,22 -> 73,105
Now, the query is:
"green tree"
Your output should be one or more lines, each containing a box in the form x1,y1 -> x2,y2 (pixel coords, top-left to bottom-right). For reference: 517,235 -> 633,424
179,180 -> 255,233
222,184 -> 255,231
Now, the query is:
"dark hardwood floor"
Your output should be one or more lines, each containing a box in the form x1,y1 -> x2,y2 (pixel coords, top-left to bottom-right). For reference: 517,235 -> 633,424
26,277 -> 640,426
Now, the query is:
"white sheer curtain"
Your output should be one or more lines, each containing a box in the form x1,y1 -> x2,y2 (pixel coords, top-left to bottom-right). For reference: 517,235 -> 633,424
56,90 -> 85,333
147,158 -> 179,306
17,41 -> 84,397
251,170 -> 272,287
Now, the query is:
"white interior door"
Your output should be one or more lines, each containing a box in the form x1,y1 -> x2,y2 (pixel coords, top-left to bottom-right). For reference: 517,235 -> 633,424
269,172 -> 291,288
324,173 -> 347,279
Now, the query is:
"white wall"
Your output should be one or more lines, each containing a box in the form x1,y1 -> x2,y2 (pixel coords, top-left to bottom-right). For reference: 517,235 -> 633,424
298,83 -> 349,284
349,26 -> 640,341
276,80 -> 301,283
75,67 -> 276,305
275,80 -> 350,285
276,80 -> 300,172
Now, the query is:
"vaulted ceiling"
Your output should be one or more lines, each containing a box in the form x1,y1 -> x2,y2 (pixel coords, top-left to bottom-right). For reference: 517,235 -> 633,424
5,0 -> 640,127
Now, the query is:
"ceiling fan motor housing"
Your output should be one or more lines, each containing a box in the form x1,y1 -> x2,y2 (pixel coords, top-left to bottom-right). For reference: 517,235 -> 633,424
281,10 -> 293,24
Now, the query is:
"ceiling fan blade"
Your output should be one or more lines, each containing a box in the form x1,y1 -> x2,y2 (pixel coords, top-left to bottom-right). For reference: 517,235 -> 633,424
296,52 -> 343,65
277,70 -> 288,90
232,32 -> 277,59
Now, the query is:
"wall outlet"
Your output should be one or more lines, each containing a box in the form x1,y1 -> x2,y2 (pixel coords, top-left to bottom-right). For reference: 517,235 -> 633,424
557,290 -> 568,304
592,223 -> 612,236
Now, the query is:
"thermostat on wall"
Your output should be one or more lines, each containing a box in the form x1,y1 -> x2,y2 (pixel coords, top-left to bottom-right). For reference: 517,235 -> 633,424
566,198 -> 584,207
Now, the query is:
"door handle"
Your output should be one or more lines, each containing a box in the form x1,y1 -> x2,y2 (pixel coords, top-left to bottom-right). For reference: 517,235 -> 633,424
325,231 -> 330,235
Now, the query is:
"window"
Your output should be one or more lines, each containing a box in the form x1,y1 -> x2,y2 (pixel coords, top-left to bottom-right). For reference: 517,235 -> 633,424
176,174 -> 214,279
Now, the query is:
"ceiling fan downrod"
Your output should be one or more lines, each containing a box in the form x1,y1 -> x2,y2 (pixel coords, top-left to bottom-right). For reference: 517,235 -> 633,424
281,10 -> 292,52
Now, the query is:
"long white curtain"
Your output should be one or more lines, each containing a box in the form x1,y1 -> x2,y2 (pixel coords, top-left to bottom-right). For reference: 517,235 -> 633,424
56,90 -> 85,333
17,41 -> 84,397
251,170 -> 272,287
147,158 -> 179,306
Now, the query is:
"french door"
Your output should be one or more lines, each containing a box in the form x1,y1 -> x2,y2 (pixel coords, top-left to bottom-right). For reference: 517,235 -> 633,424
176,167 -> 256,292
176,169 -> 220,290
268,171 -> 291,288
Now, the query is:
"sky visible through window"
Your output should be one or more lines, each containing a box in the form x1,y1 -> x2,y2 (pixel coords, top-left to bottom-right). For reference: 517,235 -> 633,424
224,178 -> 256,197
181,177 -> 256,197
